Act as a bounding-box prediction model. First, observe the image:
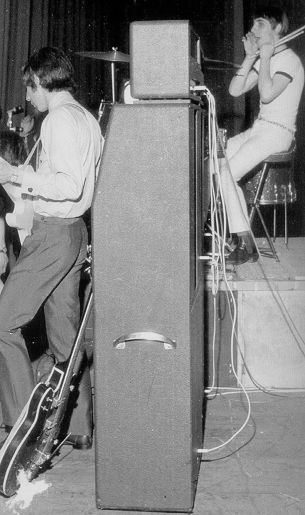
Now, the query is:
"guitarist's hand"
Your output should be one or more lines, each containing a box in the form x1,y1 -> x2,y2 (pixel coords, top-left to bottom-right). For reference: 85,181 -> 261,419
0,158 -> 20,184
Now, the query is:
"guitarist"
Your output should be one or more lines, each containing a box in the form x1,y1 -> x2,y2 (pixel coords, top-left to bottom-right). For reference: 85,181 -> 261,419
0,47 -> 103,448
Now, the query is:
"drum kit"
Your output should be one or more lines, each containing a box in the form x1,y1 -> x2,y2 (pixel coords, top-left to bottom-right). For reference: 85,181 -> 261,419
76,47 -> 130,136
76,47 -> 129,105
75,46 -> 240,107
75,45 -> 240,136
75,22 -> 305,128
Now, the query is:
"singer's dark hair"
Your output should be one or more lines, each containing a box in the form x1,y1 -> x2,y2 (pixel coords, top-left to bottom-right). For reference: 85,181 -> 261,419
252,5 -> 289,36
22,47 -> 76,93
0,131 -> 27,166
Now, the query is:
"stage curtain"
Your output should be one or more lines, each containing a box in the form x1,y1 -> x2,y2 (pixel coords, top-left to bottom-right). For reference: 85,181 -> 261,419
48,0 -> 130,111
0,0 -> 31,123
0,0 -> 49,127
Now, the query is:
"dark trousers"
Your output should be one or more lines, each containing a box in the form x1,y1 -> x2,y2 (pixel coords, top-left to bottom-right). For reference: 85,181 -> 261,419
0,215 -> 92,435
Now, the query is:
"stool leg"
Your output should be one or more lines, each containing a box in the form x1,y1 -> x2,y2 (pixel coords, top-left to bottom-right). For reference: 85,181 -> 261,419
256,205 -> 279,261
284,192 -> 288,247
273,205 -> 276,241
249,163 -> 269,225
249,162 -> 279,260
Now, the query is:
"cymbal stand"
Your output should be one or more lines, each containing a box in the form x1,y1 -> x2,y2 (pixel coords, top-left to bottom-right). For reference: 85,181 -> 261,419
109,47 -> 125,103
98,100 -> 107,123
110,59 -> 116,103
76,46 -> 130,105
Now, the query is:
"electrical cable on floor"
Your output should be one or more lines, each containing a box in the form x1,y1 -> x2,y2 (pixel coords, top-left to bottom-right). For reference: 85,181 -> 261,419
193,84 -> 305,454
206,387 -> 305,396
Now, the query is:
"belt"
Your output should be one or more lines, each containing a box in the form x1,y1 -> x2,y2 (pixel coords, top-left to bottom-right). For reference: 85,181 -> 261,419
257,115 -> 295,136
33,214 -> 81,225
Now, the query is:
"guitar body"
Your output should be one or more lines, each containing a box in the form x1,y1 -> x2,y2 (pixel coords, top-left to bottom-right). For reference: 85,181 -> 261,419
2,182 -> 34,245
5,198 -> 34,244
0,136 -> 40,245
0,383 -> 54,497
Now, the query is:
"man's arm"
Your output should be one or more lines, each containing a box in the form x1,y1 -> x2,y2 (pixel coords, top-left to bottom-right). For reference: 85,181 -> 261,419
258,44 -> 291,103
229,57 -> 258,96
229,32 -> 258,97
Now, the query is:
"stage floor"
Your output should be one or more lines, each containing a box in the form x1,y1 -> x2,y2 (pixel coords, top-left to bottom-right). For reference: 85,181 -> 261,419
204,236 -> 305,285
233,236 -> 305,285
1,391 -> 305,514
0,237 -> 304,514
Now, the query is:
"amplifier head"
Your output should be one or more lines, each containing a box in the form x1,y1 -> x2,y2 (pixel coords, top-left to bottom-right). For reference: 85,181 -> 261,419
130,20 -> 204,99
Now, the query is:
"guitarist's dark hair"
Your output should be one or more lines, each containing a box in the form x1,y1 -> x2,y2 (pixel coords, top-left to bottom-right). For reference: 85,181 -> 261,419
22,47 -> 77,94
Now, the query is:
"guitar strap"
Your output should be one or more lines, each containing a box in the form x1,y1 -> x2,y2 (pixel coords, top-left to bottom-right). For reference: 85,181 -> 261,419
23,136 -> 41,170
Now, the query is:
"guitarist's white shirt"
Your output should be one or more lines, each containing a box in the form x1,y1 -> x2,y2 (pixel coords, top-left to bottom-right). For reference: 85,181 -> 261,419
20,91 -> 102,218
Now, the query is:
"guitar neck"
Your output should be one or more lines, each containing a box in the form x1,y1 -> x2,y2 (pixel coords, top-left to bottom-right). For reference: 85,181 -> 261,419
57,288 -> 93,401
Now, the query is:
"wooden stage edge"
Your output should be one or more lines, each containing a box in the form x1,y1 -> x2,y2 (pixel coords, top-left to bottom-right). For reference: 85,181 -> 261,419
204,237 -> 305,391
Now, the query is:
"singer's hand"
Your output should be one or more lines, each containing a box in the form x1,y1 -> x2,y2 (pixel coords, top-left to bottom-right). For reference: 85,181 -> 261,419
242,32 -> 258,57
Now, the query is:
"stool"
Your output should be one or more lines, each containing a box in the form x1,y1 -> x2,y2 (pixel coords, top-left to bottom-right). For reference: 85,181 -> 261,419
243,143 -> 296,261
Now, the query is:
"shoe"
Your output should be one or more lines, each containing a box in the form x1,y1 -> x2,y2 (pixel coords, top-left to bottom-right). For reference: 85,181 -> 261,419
64,434 -> 93,450
247,249 -> 259,263
226,243 -> 259,266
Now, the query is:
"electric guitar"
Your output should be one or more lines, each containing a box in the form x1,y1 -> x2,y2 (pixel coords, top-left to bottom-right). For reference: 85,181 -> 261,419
0,136 -> 40,245
1,180 -> 34,245
0,287 -> 93,497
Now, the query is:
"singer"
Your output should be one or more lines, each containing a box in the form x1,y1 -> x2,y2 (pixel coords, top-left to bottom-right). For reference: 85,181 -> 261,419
220,4 -> 304,265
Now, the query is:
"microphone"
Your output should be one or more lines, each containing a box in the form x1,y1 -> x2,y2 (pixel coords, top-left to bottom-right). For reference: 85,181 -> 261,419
7,105 -> 24,115
7,105 -> 24,132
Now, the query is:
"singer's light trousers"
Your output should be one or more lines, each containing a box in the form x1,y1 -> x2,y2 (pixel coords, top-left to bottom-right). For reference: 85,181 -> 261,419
220,119 -> 293,234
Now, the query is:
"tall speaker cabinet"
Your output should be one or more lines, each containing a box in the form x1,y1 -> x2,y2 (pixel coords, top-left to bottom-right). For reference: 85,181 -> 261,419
92,20 -> 206,513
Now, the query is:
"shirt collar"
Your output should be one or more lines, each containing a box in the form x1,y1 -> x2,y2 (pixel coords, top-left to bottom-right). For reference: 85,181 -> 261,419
48,90 -> 76,111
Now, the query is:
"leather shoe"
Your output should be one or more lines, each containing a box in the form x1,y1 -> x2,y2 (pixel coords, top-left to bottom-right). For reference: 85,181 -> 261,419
64,434 -> 92,450
247,249 -> 259,263
226,243 -> 258,266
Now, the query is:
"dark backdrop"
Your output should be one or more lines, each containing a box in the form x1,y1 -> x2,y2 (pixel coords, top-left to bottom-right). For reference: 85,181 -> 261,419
2,0 -> 304,235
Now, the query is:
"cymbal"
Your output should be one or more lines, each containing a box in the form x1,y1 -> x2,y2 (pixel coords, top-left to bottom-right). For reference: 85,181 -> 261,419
76,48 -> 130,63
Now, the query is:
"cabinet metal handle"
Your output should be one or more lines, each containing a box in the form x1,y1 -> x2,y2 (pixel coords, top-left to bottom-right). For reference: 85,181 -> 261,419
113,331 -> 176,350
